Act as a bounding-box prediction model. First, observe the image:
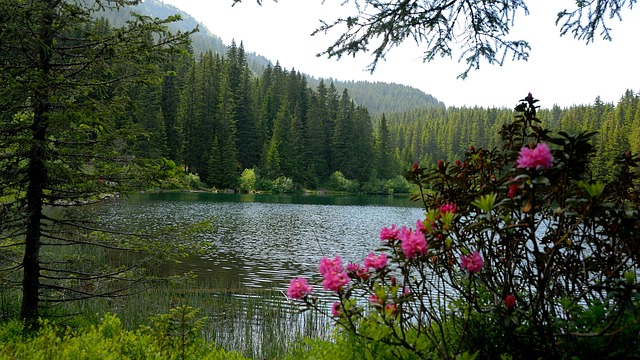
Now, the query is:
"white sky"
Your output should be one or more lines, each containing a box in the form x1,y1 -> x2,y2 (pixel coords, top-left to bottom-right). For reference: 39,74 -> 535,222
160,0 -> 640,109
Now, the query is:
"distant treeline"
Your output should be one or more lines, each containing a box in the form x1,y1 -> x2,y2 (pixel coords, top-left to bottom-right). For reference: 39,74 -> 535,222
386,90 -> 640,182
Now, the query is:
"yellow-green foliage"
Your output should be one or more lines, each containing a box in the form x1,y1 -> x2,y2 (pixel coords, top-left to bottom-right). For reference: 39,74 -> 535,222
0,312 -> 249,360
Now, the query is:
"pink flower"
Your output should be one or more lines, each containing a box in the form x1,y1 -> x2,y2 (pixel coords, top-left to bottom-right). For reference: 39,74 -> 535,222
380,224 -> 400,241
322,270 -> 349,292
364,252 -> 388,271
287,277 -> 312,299
399,227 -> 428,259
385,303 -> 396,315
461,251 -> 484,273
505,294 -> 516,311
319,256 -> 343,275
415,219 -> 426,234
357,269 -> 370,280
331,301 -> 341,317
440,202 -> 457,215
319,256 -> 349,292
346,262 -> 370,280
369,294 -> 382,305
517,143 -> 554,170
346,262 -> 361,273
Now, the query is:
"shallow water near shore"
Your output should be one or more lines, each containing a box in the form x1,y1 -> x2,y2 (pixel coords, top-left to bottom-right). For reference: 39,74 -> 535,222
84,192 -> 424,294
74,192 -> 425,357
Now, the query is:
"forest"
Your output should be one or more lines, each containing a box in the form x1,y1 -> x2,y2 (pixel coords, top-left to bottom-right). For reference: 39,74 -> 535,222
2,1 -> 639,359
96,0 -> 640,193
131,36 -> 640,192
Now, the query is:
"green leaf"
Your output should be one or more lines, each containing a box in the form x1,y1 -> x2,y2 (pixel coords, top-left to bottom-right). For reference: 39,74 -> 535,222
471,193 -> 497,213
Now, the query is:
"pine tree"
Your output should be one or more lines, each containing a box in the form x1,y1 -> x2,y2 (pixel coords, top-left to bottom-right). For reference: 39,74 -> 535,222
132,83 -> 168,158
178,60 -> 200,173
352,105 -> 375,182
332,89 -> 356,177
305,89 -> 330,185
375,114 -> 395,179
162,44 -> 192,164
234,44 -> 260,170
0,0 -> 193,326
216,71 -> 239,189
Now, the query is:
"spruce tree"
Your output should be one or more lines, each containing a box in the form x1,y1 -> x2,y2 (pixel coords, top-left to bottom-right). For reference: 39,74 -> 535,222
0,0 -> 192,326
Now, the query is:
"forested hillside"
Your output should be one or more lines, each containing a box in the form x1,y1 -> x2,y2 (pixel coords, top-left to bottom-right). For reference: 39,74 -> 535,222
92,1 -> 638,191
102,0 -> 444,115
308,79 -> 446,115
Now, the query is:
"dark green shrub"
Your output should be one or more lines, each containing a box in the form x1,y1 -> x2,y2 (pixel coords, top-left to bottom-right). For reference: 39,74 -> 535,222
287,94 -> 640,359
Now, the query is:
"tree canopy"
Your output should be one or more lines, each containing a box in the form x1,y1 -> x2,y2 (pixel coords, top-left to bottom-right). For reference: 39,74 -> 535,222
234,0 -> 636,78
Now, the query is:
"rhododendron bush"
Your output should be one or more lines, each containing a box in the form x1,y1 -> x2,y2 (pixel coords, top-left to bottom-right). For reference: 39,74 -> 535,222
288,94 -> 640,359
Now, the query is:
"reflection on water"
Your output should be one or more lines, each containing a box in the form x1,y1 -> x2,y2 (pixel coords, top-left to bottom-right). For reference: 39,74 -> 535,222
84,192 -> 424,295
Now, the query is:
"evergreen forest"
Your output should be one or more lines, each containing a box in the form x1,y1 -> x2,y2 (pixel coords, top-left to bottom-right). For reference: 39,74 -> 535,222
91,1 -> 639,193
128,33 -> 640,191
2,1 -> 639,359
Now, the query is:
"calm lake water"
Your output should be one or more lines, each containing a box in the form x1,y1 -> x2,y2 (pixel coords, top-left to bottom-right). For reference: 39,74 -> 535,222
83,192 -> 425,294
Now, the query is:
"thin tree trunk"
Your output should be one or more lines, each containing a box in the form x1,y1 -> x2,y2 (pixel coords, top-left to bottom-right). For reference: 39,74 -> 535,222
21,0 -> 55,327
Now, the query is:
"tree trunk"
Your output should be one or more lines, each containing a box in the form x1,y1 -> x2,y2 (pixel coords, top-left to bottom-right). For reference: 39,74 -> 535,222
20,0 -> 54,327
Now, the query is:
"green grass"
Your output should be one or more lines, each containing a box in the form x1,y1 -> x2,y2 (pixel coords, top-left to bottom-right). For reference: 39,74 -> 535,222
53,280 -> 331,359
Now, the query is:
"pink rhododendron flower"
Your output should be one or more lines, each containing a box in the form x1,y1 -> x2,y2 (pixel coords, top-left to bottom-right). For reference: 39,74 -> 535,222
346,262 -> 361,273
415,219 -> 426,233
346,262 -> 370,280
385,303 -> 396,315
399,227 -> 428,259
369,294 -> 382,305
364,252 -> 388,271
331,301 -> 341,317
322,270 -> 349,292
287,277 -> 312,299
319,256 -> 343,275
517,143 -> 554,170
460,251 -> 484,273
319,256 -> 349,292
440,202 -> 457,215
505,294 -> 516,311
357,269 -> 370,280
380,224 -> 400,241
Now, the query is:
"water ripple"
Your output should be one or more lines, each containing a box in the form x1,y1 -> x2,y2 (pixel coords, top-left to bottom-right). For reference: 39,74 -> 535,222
82,193 -> 424,292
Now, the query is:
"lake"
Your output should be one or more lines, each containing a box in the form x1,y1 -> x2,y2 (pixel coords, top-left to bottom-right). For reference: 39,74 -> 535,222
83,192 -> 425,295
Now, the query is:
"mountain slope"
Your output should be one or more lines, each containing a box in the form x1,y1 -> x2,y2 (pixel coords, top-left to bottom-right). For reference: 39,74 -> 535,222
102,0 -> 445,113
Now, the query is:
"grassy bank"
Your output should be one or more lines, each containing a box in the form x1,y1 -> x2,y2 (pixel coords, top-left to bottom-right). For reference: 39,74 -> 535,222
0,281 -> 331,359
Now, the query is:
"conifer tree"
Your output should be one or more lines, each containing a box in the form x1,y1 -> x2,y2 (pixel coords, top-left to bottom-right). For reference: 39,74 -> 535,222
215,71 -> 240,189
332,89 -> 356,177
0,0 -> 193,326
375,114 -> 395,178
162,44 -> 192,165
178,60 -> 201,173
305,87 -> 330,184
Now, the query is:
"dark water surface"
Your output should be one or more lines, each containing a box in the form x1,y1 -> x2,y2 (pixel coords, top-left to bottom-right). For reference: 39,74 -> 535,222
82,192 -> 425,294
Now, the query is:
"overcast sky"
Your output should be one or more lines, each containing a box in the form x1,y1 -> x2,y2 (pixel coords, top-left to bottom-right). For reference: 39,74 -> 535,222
160,0 -> 639,109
